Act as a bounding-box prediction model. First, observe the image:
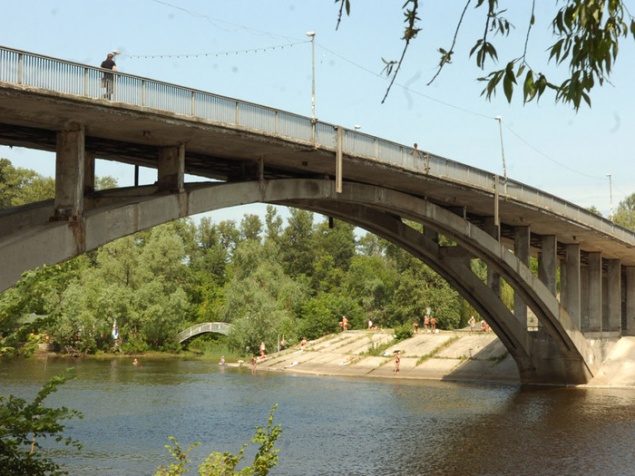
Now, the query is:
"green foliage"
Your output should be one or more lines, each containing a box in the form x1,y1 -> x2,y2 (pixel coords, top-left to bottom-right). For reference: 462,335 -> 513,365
335,0 -> 635,109
155,405 -> 281,476
0,158 -> 55,207
296,292 -> 361,339
613,193 -> 635,231
0,370 -> 82,476
223,241 -> 307,354
393,323 -> 414,341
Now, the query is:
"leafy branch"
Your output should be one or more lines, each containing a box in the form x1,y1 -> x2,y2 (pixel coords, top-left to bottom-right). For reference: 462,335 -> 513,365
334,0 -> 635,109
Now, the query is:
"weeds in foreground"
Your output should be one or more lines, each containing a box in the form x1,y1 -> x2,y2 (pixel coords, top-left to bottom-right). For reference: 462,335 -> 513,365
155,404 -> 281,476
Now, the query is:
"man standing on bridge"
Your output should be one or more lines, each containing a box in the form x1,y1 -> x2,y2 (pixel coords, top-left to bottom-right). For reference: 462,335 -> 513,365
100,52 -> 118,99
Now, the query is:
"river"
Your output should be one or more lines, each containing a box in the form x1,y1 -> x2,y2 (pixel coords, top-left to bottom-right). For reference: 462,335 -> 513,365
2,356 -> 635,475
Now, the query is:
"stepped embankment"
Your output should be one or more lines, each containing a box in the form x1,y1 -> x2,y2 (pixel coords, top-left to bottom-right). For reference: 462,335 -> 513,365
246,330 -> 635,388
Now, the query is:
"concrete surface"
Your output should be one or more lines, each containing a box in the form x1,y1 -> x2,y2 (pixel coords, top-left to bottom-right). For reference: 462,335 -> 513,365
243,331 -> 635,388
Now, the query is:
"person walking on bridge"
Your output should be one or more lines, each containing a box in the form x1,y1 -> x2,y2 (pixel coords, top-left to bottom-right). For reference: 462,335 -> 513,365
100,52 -> 118,99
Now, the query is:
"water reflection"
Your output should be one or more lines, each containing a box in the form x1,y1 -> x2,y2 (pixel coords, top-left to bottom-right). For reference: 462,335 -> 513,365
2,357 -> 635,475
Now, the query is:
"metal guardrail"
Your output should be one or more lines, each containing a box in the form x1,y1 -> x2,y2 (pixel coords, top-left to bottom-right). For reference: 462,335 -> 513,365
1,44 -> 634,245
177,322 -> 231,343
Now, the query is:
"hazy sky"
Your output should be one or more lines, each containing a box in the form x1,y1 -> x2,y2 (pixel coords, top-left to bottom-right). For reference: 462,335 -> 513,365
2,1 -> 634,222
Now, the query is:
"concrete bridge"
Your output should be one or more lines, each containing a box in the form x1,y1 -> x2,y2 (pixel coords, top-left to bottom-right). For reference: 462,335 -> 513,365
177,322 -> 231,344
2,45 -> 635,386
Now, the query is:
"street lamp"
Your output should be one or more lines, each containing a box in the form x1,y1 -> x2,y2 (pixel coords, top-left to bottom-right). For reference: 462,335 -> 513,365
306,31 -> 316,122
607,173 -> 614,222
495,116 -> 507,191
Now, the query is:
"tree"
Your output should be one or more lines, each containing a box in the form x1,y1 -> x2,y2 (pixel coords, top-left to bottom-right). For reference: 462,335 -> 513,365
278,209 -> 316,279
613,193 -> 635,230
0,158 -> 55,208
335,0 -> 635,109
223,240 -> 306,354
0,371 -> 82,476
241,214 -> 264,243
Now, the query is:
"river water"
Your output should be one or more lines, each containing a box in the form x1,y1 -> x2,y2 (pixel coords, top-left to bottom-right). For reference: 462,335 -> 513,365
2,357 -> 635,476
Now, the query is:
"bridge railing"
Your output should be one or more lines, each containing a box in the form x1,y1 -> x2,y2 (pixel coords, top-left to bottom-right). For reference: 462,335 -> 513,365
177,322 -> 231,343
1,45 -> 633,244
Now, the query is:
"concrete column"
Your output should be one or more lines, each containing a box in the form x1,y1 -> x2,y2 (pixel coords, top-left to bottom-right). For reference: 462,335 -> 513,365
423,227 -> 439,246
607,259 -> 622,332
585,252 -> 602,332
158,144 -> 185,192
581,263 -> 589,330
625,267 -> 635,336
538,235 -> 557,295
514,226 -> 530,328
562,244 -> 581,328
483,216 -> 501,298
54,124 -> 85,218
84,151 -> 96,195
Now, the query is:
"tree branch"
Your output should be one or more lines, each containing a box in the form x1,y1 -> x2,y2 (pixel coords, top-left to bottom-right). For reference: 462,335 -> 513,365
427,0 -> 472,86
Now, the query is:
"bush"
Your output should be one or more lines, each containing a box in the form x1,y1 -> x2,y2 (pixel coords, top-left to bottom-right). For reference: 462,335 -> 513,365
0,369 -> 82,476
393,323 -> 413,341
155,404 -> 282,476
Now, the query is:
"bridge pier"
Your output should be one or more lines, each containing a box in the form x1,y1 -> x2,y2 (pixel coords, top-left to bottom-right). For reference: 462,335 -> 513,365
158,144 -> 185,193
54,124 -> 85,219
584,252 -> 603,332
626,267 -> 635,336
606,259 -> 621,332
562,244 -> 582,329
514,226 -> 530,329
483,216 -> 501,298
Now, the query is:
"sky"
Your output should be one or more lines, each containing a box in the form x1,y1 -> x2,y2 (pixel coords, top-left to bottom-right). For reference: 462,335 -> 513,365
2,0 -> 634,224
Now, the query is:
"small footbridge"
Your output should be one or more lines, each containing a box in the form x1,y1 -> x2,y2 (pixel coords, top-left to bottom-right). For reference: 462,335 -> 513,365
177,322 -> 231,344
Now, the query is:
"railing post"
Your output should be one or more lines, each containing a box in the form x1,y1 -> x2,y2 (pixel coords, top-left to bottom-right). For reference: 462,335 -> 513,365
190,90 -> 195,116
84,68 -> 89,97
18,53 -> 23,84
142,80 -> 146,107
336,126 -> 343,193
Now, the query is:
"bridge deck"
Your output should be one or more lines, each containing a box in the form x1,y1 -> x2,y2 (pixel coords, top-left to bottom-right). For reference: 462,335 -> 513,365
1,46 -> 635,265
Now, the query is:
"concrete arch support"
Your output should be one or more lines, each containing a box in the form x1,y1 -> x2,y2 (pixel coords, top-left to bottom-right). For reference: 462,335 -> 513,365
0,178 -> 601,384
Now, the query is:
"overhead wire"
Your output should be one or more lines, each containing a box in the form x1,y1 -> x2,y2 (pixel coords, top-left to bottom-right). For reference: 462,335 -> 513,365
146,0 -> 616,192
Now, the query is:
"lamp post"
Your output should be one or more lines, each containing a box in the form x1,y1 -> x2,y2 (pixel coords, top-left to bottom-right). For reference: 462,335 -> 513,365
607,173 -> 614,222
306,31 -> 316,122
495,116 -> 507,191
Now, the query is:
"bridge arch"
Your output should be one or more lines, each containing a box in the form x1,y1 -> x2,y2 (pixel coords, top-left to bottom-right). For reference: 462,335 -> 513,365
177,322 -> 231,344
0,178 -> 597,384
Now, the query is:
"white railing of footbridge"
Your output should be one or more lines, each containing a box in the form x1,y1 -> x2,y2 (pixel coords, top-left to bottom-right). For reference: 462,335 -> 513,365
177,322 -> 231,343
1,45 -> 633,244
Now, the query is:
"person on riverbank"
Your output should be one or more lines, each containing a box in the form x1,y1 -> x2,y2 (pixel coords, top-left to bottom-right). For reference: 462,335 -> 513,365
469,316 -> 476,333
260,341 -> 266,358
394,351 -> 401,374
424,315 -> 430,332
430,316 -> 437,333
342,316 -> 349,331
219,356 -> 225,366
251,357 -> 257,374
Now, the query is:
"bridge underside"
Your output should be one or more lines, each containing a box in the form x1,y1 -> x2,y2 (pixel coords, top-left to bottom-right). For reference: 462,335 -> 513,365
2,177 -> 625,385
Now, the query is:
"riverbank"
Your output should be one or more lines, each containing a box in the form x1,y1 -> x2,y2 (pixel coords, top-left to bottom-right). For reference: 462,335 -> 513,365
240,329 -> 521,385
242,330 -> 635,388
